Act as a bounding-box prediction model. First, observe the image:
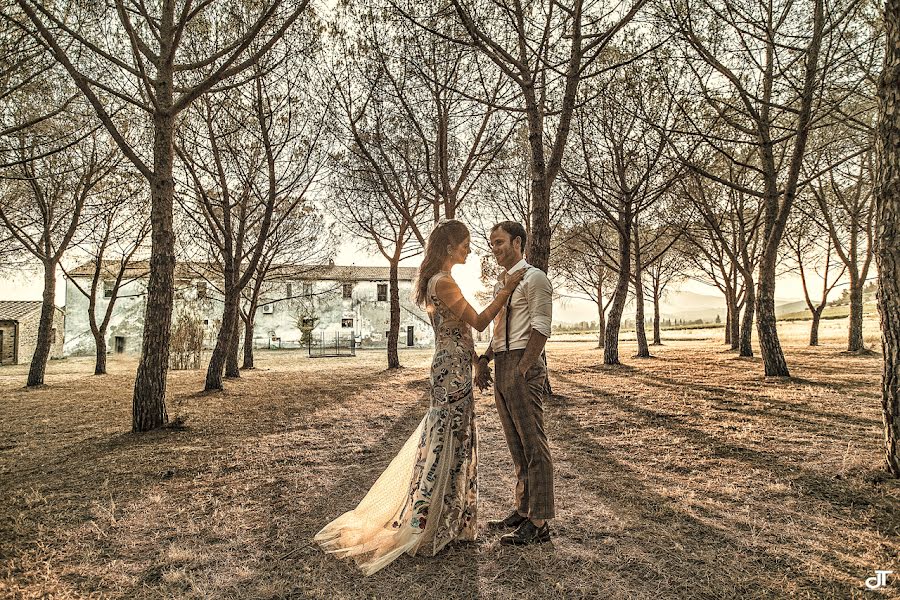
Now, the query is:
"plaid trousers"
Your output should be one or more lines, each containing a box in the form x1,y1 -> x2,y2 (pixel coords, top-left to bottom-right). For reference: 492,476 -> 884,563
494,349 -> 555,520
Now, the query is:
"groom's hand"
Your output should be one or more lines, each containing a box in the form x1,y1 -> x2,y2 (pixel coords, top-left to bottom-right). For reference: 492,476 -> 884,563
475,359 -> 493,391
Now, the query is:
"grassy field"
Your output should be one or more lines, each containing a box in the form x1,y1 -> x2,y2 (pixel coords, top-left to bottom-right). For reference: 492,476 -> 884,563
1,318 -> 897,599
779,301 -> 879,323
552,315 -> 882,346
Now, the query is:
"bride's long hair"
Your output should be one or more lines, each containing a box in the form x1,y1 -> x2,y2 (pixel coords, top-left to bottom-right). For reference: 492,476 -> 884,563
414,219 -> 470,307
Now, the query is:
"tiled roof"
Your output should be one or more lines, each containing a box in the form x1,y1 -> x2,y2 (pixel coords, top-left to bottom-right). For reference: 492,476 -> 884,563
0,300 -> 44,321
67,260 -> 202,279
271,264 -> 420,282
68,261 -> 420,282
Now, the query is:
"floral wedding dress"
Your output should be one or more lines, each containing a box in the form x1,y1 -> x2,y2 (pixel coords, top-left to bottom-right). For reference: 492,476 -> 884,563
314,271 -> 478,575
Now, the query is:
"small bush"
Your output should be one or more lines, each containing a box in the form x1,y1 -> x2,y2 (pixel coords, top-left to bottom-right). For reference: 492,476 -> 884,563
169,309 -> 205,370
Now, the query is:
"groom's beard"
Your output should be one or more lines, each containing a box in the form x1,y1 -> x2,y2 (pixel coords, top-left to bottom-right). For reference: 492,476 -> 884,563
494,251 -> 521,271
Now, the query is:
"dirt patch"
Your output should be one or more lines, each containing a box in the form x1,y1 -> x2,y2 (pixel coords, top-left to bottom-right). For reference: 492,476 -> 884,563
0,337 -> 897,599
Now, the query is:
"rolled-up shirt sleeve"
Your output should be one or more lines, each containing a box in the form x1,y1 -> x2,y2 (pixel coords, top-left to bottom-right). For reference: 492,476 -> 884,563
527,270 -> 553,338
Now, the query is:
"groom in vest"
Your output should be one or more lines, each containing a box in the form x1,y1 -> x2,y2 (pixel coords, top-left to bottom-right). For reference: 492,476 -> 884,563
476,221 -> 554,545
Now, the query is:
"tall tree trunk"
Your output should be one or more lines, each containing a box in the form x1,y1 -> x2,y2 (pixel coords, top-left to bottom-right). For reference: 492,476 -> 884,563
755,256 -> 788,375
848,271 -> 866,351
875,1 -> 900,476
753,0 -> 823,377
596,298 -> 606,349
88,293 -> 108,375
94,326 -> 108,375
740,274 -> 755,357
757,140 -> 791,374
132,111 -> 175,432
633,229 -> 650,358
242,312 -> 255,369
725,297 -> 733,346
604,214 -> 632,365
26,261 -> 57,386
652,286 -> 662,346
523,89 -> 551,273
730,292 -> 741,350
810,307 -> 823,346
225,316 -> 240,377
731,310 -> 741,350
205,289 -> 239,390
634,287 -> 649,357
387,259 -> 400,369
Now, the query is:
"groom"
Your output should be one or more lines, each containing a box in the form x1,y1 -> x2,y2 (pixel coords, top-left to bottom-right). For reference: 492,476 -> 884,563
475,221 -> 554,546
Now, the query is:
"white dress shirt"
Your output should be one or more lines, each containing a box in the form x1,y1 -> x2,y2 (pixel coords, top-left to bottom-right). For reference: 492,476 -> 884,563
490,258 -> 552,352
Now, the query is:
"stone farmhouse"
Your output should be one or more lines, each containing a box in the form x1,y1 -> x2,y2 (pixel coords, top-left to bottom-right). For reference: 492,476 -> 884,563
63,261 -> 433,357
0,301 -> 65,365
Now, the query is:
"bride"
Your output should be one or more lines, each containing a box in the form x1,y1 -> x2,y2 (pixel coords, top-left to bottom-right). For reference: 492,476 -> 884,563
314,219 -> 524,576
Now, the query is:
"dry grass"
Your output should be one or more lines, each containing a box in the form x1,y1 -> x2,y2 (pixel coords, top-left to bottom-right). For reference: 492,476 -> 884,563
1,319 -> 898,599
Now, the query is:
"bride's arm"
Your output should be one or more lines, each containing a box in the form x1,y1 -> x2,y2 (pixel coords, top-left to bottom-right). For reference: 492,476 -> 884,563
434,276 -> 518,332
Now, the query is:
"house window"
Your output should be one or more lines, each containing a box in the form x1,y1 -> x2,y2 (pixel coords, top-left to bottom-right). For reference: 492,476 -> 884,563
341,318 -> 353,328
302,317 -> 316,328
286,282 -> 292,298
303,282 -> 313,297
197,281 -> 207,300
377,283 -> 388,302
51,328 -> 56,343
103,280 -> 114,298
342,283 -> 353,299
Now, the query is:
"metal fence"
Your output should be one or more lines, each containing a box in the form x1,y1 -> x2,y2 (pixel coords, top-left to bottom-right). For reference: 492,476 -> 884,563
307,331 -> 357,358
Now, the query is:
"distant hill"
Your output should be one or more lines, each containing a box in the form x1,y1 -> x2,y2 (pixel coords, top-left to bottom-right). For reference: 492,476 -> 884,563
555,288 -> 812,326
660,291 -> 807,323
657,291 -> 724,322
779,301 -> 878,321
775,300 -> 808,317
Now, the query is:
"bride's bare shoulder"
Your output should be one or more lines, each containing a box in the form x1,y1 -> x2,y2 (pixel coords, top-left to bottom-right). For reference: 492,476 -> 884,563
434,274 -> 461,294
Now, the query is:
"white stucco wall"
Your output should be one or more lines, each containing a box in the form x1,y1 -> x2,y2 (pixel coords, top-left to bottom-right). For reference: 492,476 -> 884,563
64,276 -> 226,356
64,274 -> 433,356
252,278 -> 433,349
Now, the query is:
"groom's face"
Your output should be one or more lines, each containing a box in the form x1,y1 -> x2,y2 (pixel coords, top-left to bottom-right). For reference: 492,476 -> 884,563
489,227 -> 522,270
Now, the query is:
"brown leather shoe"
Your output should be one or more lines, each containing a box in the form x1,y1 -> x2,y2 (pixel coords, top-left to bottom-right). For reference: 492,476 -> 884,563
499,520 -> 551,545
487,510 -> 527,530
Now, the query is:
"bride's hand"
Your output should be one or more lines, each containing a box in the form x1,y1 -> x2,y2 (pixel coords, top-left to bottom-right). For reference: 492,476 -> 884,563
502,269 -> 525,295
475,362 -> 493,392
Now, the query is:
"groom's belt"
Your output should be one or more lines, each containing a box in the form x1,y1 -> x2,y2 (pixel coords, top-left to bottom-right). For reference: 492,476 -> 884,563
493,347 -> 527,355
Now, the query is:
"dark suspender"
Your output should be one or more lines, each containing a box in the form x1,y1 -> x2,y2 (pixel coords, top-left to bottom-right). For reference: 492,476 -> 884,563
505,293 -> 512,352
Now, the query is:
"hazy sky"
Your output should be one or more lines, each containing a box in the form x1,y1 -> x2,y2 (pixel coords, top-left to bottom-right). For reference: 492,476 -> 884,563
0,239 -> 829,325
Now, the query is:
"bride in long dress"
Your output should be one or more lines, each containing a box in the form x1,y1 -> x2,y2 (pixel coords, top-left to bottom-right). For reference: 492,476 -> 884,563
314,219 -> 523,576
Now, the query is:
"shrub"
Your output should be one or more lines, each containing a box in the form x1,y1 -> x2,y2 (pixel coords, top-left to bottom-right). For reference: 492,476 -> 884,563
169,309 -> 205,370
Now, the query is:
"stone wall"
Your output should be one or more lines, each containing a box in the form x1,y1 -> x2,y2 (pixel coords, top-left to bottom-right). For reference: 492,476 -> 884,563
0,321 -> 16,364
5,307 -> 66,365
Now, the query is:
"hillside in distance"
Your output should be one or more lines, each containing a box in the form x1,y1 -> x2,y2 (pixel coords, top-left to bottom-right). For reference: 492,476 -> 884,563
554,287 -> 810,326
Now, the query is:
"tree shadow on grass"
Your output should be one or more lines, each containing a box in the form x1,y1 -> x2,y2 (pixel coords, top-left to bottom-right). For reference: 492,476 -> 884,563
551,386 -> 887,598
0,366 -> 433,596
787,375 -> 882,399
632,370 -> 881,433
549,371 -> 898,596
555,363 -> 639,376
555,371 -> 885,507
725,354 -> 763,362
